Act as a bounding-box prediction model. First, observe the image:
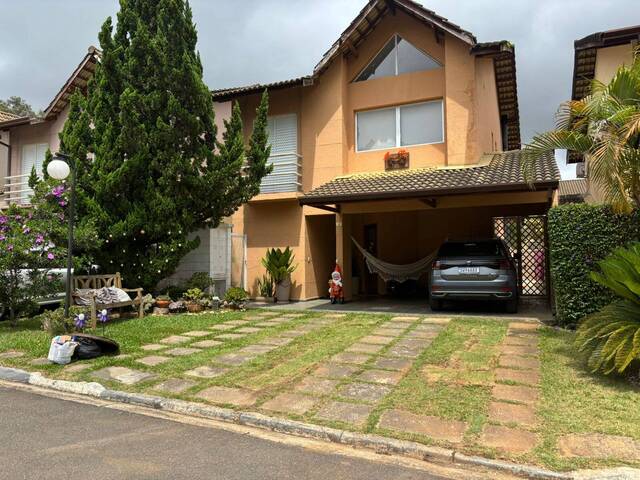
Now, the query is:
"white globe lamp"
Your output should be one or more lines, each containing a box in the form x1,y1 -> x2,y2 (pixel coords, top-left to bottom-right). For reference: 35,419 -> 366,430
47,158 -> 70,180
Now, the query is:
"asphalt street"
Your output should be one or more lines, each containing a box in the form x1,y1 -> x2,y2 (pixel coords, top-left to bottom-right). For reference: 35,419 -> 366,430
0,386 -> 448,480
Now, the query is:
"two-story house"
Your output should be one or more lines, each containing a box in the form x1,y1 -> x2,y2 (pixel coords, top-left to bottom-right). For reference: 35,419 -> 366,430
566,25 -> 639,203
214,0 -> 559,302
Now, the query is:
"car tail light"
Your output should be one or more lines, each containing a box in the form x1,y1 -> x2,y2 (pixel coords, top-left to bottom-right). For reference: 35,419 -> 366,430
499,259 -> 512,270
432,260 -> 441,270
500,286 -> 512,292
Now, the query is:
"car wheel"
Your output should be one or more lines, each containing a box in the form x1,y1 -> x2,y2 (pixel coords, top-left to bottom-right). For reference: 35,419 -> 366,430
505,298 -> 518,314
429,298 -> 442,311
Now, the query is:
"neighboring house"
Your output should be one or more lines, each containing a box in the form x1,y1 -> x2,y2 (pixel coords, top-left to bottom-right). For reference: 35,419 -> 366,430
0,47 -> 100,207
558,179 -> 587,204
213,0 -> 559,302
0,47 -> 235,293
568,25 -> 639,202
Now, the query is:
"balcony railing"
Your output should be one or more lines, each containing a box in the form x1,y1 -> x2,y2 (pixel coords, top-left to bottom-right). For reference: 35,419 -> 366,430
259,152 -> 302,194
0,173 -> 32,208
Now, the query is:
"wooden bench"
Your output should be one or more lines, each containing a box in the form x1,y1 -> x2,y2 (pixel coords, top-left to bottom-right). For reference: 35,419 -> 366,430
73,273 -> 144,328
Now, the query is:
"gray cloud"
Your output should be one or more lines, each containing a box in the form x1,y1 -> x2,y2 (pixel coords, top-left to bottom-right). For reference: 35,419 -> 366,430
1,0 -> 637,179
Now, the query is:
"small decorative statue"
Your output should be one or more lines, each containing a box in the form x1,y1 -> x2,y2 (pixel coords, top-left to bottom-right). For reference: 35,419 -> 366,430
328,262 -> 344,304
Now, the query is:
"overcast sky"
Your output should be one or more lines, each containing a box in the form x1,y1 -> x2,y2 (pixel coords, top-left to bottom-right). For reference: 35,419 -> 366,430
1,0 -> 638,179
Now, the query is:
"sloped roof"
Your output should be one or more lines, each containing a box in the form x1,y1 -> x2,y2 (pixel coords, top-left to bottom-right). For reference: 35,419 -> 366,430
211,77 -> 307,102
569,25 -> 640,164
299,150 -> 559,205
558,178 -> 587,197
313,0 -> 476,76
0,110 -> 20,123
43,46 -> 101,121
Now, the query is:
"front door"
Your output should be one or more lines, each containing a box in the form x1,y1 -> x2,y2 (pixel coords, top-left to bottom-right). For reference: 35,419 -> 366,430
363,224 -> 378,295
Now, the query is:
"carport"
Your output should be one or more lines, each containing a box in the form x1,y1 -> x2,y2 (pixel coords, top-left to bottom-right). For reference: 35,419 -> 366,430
299,151 -> 559,306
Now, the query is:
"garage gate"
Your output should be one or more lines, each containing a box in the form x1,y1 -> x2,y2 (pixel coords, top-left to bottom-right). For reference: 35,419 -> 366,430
492,215 -> 550,299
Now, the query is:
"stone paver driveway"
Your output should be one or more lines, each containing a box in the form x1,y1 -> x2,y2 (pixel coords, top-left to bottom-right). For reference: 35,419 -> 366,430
10,307 -> 640,470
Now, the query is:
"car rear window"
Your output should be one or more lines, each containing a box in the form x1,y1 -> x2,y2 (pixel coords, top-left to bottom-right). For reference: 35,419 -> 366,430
438,241 -> 504,257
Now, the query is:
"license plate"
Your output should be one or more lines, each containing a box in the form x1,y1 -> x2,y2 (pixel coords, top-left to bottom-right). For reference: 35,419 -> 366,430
458,267 -> 480,275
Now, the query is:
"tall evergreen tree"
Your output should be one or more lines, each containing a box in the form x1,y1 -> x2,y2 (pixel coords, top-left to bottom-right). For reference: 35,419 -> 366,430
60,0 -> 271,290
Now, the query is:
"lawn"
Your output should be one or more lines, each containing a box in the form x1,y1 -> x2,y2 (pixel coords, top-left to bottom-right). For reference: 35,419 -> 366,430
0,309 -> 638,472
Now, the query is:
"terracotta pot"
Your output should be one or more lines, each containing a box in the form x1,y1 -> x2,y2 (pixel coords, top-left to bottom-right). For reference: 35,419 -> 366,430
186,302 -> 203,313
155,299 -> 171,309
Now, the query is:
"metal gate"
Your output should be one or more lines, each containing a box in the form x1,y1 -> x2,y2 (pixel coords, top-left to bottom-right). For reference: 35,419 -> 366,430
492,215 -> 549,298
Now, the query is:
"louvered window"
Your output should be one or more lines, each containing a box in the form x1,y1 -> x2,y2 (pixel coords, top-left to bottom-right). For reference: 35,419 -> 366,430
21,143 -> 48,201
260,114 -> 301,193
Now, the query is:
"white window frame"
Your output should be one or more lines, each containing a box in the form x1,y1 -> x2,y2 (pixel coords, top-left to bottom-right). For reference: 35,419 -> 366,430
355,100 -> 445,153
354,34 -> 442,83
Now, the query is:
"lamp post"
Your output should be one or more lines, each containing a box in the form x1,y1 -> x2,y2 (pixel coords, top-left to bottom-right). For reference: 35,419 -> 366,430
47,153 -> 74,317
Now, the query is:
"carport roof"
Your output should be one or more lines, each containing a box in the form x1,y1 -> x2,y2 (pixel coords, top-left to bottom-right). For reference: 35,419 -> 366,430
299,150 -> 559,205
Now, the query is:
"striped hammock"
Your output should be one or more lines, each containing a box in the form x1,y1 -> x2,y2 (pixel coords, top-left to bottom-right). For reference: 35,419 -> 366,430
351,236 -> 437,283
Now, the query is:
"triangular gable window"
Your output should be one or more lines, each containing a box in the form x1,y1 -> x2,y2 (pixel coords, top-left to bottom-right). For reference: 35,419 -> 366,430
355,34 -> 441,82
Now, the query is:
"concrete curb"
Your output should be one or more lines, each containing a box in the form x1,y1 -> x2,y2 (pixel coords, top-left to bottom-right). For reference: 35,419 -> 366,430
0,366 -> 584,479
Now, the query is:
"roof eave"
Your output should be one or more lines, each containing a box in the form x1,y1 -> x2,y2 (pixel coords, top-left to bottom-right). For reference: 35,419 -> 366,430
42,46 -> 100,121
0,116 -> 35,129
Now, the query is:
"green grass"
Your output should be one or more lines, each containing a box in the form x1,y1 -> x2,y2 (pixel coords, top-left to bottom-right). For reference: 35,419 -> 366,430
535,327 -> 640,471
1,311 -> 639,471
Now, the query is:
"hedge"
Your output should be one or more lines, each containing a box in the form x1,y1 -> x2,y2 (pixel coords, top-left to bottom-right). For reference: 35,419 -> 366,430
548,203 -> 640,328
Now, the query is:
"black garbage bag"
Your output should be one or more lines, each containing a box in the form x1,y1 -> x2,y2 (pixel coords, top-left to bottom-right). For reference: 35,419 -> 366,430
71,334 -> 120,360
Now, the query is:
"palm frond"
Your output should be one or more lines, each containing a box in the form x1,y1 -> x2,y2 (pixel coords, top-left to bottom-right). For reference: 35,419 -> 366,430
575,244 -> 640,375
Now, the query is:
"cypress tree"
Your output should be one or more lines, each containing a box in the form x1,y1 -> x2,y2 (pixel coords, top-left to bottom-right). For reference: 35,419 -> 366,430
60,0 -> 271,289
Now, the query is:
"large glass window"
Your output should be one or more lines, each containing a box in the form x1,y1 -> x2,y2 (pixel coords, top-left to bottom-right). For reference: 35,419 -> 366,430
400,102 -> 443,146
355,34 -> 441,82
356,108 -> 396,152
356,100 -> 443,152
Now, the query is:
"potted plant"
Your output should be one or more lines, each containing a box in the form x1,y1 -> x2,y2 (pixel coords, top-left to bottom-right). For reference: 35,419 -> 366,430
256,275 -> 275,303
183,288 -> 204,313
155,295 -> 172,309
261,247 -> 297,303
223,287 -> 249,310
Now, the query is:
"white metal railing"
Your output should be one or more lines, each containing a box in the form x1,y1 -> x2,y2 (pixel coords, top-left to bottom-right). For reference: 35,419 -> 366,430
259,152 -> 302,194
0,173 -> 32,208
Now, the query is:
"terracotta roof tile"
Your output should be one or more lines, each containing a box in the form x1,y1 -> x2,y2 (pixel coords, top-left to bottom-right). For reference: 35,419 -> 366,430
558,179 -> 587,197
0,110 -> 20,122
299,150 -> 559,204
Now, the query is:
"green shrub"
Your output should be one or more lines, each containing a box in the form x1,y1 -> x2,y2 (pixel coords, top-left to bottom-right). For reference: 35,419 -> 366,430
37,305 -> 87,336
257,275 -> 274,297
224,287 -> 249,304
548,204 -> 640,328
183,288 -> 203,302
575,242 -> 640,374
186,272 -> 214,292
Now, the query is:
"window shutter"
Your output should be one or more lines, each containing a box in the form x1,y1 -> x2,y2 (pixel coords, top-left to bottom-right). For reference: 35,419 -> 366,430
261,114 -> 300,193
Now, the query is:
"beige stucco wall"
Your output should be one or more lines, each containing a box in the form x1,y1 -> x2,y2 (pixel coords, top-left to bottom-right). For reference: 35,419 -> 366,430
595,44 -> 635,84
6,105 -> 69,178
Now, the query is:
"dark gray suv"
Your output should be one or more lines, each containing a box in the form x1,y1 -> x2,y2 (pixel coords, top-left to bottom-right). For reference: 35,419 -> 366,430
429,239 -> 518,313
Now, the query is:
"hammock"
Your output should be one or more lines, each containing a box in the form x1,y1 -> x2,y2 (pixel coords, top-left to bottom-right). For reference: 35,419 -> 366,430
351,236 -> 437,283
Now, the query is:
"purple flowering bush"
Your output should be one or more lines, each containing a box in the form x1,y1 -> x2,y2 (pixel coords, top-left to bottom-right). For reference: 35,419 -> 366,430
0,175 -> 97,327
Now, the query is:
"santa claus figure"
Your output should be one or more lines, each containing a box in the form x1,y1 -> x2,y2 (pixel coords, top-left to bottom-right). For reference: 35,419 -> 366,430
328,262 -> 344,304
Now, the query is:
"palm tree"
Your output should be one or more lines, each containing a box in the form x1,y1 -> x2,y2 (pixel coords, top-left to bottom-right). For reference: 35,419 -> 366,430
524,48 -> 640,213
